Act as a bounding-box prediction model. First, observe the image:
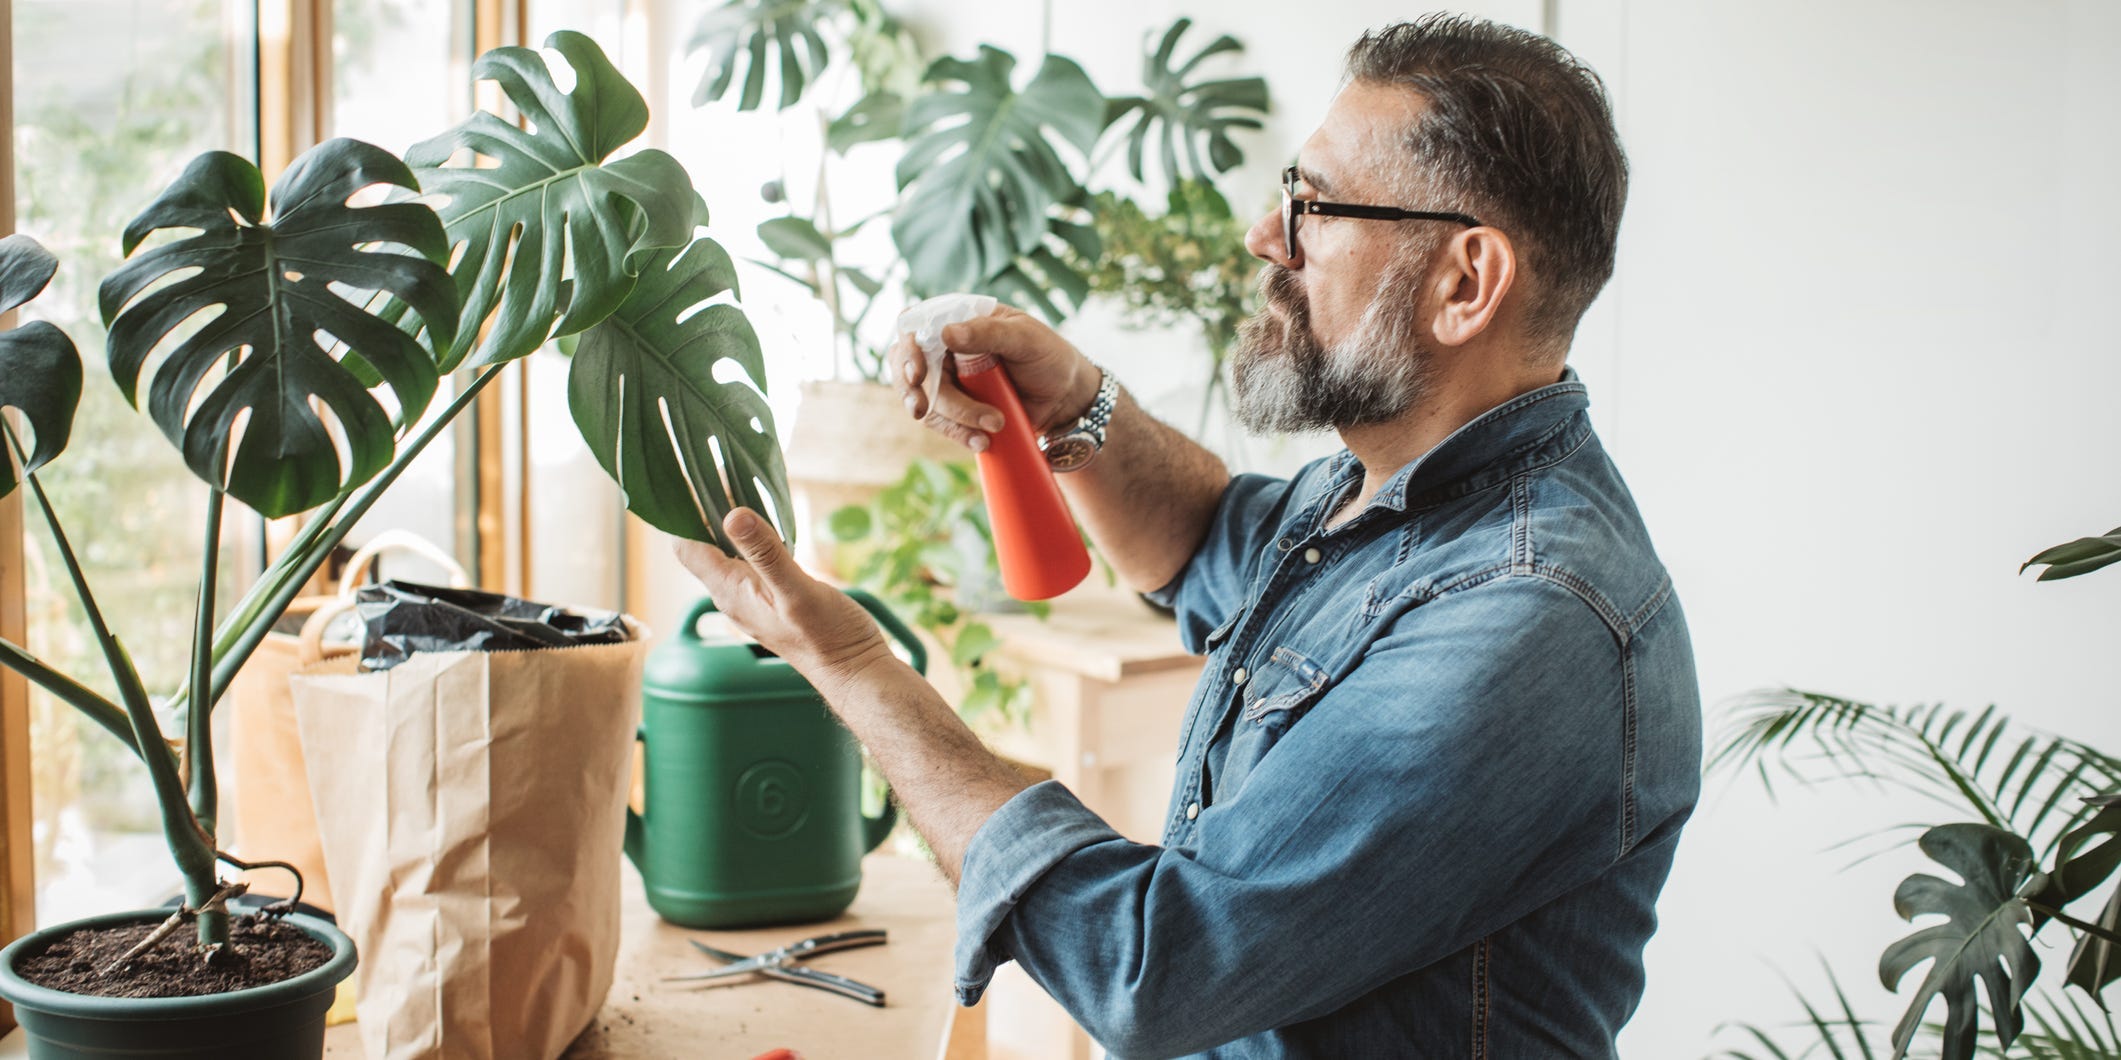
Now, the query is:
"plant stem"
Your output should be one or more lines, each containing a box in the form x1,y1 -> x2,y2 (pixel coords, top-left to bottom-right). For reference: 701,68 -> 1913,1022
2,424 -> 156,757
3,427 -> 217,943
202,367 -> 502,710
0,636 -> 134,752
187,486 -> 224,836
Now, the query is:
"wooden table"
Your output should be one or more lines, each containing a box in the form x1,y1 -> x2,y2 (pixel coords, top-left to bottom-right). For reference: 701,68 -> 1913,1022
319,853 -> 972,1060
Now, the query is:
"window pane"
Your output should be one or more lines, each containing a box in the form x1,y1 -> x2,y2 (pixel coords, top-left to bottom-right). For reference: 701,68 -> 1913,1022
327,0 -> 476,584
12,0 -> 257,927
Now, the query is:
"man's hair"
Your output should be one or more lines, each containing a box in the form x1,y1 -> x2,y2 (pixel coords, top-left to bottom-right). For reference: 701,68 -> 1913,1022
1346,15 -> 1627,354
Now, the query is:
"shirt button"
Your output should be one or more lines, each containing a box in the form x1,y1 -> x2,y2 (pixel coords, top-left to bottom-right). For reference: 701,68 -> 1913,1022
1277,537 -> 1294,552
1303,547 -> 1322,564
1186,802 -> 1200,820
1232,666 -> 1248,686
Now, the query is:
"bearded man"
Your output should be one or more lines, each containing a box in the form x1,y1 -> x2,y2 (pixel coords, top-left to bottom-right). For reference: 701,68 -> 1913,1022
678,14 -> 1701,1058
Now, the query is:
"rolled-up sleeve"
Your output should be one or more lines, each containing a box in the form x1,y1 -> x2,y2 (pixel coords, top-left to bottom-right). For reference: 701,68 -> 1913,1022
953,781 -> 1122,1004
950,576 -> 1631,1058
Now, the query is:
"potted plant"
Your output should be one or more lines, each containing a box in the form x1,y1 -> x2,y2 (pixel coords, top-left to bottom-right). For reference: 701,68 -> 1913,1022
1710,526 -> 2121,1059
690,5 -> 1270,566
0,31 -> 785,1058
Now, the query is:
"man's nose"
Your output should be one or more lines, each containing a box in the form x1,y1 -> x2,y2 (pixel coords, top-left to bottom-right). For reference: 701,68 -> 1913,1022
1244,207 -> 1301,268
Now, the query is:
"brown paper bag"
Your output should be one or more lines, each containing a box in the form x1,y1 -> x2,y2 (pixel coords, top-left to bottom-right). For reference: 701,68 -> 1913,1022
228,531 -> 471,912
291,638 -> 646,1060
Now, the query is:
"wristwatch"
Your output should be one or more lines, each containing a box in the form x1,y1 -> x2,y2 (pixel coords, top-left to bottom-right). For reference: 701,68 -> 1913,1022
1038,364 -> 1117,473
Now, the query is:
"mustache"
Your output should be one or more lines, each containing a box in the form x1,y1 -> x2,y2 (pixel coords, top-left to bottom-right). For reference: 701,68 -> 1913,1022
1259,265 -> 1305,318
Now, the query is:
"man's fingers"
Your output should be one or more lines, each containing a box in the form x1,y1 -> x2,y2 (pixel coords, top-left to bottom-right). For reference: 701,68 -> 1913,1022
928,381 -> 1005,436
673,537 -> 740,585
725,508 -> 795,582
939,307 -> 1041,357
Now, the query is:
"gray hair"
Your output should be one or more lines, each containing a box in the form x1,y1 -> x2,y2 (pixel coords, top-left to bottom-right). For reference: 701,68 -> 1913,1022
1346,15 -> 1628,355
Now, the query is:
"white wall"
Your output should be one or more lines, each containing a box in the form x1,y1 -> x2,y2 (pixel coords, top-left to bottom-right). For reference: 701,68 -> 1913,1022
643,1 -> 2121,1052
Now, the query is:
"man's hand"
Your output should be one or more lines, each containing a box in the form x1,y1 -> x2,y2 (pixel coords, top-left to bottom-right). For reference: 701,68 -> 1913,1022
675,509 -> 1035,888
673,509 -> 896,697
892,305 -> 1101,449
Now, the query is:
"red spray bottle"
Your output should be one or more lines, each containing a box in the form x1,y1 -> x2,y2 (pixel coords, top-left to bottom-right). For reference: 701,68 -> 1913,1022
899,296 -> 1091,601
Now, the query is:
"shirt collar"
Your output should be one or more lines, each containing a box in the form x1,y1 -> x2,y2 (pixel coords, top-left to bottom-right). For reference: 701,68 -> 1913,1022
1313,369 -> 1592,522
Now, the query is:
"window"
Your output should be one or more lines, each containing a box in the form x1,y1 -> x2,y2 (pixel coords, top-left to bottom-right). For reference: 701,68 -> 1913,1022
10,0 -> 260,927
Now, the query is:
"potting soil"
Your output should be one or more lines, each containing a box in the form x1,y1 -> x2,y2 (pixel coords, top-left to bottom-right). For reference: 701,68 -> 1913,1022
15,913 -> 331,998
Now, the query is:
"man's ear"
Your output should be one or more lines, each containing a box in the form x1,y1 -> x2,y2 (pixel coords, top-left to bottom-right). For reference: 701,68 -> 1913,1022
1429,226 -> 1517,348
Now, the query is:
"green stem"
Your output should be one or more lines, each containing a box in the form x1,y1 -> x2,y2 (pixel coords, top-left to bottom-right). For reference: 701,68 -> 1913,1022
3,424 -> 155,757
3,426 -> 216,944
2027,900 -> 2121,947
0,637 -> 134,752
202,367 -> 502,711
187,486 -> 223,835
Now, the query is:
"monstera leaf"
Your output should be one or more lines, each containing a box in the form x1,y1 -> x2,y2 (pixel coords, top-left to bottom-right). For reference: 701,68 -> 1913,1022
980,214 -> 1099,324
688,0 -> 845,111
97,142 -> 456,517
2023,796 -> 2121,997
1881,822 -> 2041,1060
892,45 -> 1105,300
1104,18 -> 1269,185
568,235 -> 789,551
409,30 -> 698,370
0,235 -> 81,499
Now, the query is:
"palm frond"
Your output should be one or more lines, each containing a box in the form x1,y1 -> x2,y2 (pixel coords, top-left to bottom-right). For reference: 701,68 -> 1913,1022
1713,691 -> 2121,859
1975,992 -> 2121,1058
1711,962 -> 1882,1060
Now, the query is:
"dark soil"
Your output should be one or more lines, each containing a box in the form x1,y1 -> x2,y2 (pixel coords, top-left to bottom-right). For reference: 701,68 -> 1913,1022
14,914 -> 332,998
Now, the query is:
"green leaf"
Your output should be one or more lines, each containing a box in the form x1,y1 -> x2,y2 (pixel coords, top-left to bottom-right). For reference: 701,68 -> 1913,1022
2024,531 -> 2121,582
568,236 -> 790,551
828,91 -> 907,153
1711,691 -> 2121,858
950,621 -> 1000,667
828,504 -> 872,541
688,0 -> 843,111
758,215 -> 834,262
893,46 -> 1106,297
409,30 -> 698,370
97,142 -> 456,517
1880,822 -> 2039,1060
0,235 -> 82,498
1104,18 -> 1269,185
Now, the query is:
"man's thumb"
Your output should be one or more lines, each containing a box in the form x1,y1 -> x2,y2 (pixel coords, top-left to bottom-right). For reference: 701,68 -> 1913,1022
725,508 -> 790,574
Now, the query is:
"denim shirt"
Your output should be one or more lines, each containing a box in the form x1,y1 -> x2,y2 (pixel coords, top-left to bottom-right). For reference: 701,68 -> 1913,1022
953,374 -> 1702,1059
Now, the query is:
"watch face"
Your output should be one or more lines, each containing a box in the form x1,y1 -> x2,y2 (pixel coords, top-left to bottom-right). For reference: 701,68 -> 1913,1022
1043,433 -> 1096,472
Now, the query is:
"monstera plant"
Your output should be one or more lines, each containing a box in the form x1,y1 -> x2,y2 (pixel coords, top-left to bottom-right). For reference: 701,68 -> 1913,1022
0,28 -> 782,1041
687,0 -> 1272,347
1712,541 -> 2121,1060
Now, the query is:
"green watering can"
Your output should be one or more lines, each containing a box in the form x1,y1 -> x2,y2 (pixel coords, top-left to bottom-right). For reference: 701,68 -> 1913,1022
626,589 -> 925,928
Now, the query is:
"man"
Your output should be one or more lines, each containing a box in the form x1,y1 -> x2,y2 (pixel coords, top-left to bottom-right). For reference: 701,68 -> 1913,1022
678,14 -> 1700,1058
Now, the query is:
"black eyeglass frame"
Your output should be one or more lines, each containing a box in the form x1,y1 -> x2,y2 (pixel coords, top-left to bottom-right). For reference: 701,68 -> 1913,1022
1281,165 -> 1484,257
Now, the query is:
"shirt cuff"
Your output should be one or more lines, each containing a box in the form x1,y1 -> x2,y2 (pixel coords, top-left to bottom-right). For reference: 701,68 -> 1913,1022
953,780 -> 1121,1005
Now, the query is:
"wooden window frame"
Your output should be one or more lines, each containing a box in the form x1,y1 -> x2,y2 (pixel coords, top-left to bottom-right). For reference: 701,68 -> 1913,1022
1,0 -> 40,1031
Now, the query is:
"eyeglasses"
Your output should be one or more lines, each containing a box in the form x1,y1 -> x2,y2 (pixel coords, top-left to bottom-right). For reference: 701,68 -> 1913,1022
1281,165 -> 1483,259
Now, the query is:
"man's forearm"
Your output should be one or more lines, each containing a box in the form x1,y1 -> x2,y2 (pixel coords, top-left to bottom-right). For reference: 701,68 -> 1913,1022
816,653 -> 1030,888
1057,383 -> 1230,594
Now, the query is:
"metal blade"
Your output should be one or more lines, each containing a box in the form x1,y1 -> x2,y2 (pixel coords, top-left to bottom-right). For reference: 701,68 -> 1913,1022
761,965 -> 886,1007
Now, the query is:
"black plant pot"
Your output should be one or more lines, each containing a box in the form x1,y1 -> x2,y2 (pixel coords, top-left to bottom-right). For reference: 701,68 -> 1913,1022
0,910 -> 355,1059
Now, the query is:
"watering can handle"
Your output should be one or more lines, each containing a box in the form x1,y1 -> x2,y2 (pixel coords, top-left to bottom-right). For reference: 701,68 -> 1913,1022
678,591 -> 928,677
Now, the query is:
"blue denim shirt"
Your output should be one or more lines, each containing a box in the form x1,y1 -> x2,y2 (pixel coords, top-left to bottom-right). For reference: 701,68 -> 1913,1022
953,373 -> 1702,1059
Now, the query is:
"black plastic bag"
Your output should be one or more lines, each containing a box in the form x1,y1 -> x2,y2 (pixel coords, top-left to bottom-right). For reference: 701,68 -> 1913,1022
355,580 -> 632,671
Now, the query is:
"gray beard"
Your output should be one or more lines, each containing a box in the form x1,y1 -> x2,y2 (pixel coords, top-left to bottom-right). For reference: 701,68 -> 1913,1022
1229,262 -> 1432,435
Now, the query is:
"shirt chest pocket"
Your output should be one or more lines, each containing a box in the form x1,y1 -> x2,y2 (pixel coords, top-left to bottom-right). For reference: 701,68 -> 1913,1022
1214,646 -> 1333,799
